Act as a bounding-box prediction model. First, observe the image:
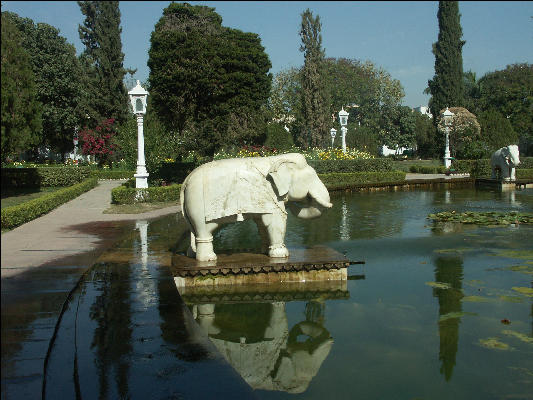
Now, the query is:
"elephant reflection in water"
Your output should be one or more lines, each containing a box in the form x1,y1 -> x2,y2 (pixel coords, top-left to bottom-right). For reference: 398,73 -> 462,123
192,301 -> 333,393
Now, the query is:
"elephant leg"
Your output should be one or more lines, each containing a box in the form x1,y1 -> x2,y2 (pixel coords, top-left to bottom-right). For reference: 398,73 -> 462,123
261,213 -> 289,258
194,222 -> 218,261
491,166 -> 497,179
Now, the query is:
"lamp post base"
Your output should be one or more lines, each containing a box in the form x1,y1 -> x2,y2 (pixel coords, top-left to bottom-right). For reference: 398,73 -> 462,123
134,172 -> 149,189
444,156 -> 452,169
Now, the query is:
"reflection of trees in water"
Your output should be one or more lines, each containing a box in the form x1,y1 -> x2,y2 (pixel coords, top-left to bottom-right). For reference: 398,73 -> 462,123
89,263 -> 133,399
156,270 -> 211,362
433,256 -> 464,381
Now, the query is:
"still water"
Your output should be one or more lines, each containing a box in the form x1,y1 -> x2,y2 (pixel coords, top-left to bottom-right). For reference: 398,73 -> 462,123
47,188 -> 533,399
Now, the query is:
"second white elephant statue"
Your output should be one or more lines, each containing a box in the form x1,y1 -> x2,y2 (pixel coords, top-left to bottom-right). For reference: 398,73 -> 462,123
490,145 -> 520,181
180,153 -> 332,261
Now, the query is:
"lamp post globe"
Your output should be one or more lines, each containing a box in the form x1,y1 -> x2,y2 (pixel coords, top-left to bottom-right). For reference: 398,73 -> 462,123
442,107 -> 454,169
128,80 -> 149,189
338,108 -> 349,153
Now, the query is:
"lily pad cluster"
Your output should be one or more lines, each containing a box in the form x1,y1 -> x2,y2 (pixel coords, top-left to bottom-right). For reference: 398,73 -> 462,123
427,211 -> 533,225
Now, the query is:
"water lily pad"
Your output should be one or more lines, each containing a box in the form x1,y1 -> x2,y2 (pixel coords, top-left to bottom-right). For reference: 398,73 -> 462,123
502,330 -> 533,344
439,311 -> 477,321
495,250 -> 533,260
434,248 -> 472,254
463,295 -> 492,303
425,281 -> 451,289
479,337 -> 511,350
499,295 -> 524,303
512,287 -> 533,297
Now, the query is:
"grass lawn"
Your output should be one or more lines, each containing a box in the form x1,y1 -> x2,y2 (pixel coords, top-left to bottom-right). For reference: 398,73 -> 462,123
1,187 -> 65,209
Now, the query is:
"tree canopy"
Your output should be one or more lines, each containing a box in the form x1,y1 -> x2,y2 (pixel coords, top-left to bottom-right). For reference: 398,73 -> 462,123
148,2 -> 272,156
78,1 -> 130,128
1,13 -> 42,162
427,1 -> 465,126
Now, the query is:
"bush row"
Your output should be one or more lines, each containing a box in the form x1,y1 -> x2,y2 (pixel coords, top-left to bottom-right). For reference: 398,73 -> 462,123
1,177 -> 99,230
1,167 -> 136,187
409,165 -> 448,174
149,161 -> 202,185
452,157 -> 533,178
319,171 -> 406,191
517,169 -> 533,179
308,158 -> 394,174
111,183 -> 182,204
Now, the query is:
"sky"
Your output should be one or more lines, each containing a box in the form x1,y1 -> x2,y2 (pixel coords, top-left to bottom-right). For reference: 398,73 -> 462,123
2,1 -> 532,108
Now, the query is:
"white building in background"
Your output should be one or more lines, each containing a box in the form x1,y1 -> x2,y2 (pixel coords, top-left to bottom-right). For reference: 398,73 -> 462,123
413,106 -> 432,118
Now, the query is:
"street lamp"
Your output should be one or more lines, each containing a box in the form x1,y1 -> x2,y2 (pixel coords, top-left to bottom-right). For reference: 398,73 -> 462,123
338,107 -> 349,153
442,107 -> 454,169
330,128 -> 337,148
128,80 -> 149,189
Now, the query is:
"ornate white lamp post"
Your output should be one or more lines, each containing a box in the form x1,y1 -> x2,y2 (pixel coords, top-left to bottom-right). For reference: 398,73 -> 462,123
128,80 -> 149,188
338,107 -> 349,153
330,128 -> 337,148
442,107 -> 454,169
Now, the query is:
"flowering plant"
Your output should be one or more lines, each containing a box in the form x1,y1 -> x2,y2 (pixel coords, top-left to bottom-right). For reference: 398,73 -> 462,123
79,118 -> 117,167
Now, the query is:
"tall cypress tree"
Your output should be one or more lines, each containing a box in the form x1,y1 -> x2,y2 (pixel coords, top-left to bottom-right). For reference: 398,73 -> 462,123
299,9 -> 330,148
78,1 -> 129,127
427,1 -> 465,120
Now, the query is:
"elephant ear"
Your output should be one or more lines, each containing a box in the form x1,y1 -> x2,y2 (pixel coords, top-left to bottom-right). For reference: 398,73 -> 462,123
501,147 -> 511,163
268,161 -> 293,197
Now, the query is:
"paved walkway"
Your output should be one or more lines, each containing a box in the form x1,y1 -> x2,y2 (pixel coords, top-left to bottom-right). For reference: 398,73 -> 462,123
1,180 -> 180,278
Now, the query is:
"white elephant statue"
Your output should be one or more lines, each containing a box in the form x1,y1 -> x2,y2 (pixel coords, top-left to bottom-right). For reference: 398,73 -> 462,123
490,145 -> 520,181
180,153 -> 332,262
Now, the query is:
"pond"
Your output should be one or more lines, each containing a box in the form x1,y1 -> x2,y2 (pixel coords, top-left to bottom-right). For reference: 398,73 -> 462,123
45,187 -> 533,399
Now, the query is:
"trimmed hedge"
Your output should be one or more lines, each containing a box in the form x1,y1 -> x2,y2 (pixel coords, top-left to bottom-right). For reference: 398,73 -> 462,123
111,183 -> 182,204
517,169 -> 533,179
409,165 -> 447,174
308,158 -> 394,174
319,171 -> 406,191
150,161 -> 202,184
92,170 -> 135,180
2,167 -> 92,187
453,158 -> 533,178
1,177 -> 99,230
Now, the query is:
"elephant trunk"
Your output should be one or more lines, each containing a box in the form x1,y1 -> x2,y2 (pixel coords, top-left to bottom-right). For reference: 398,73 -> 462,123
308,181 -> 332,209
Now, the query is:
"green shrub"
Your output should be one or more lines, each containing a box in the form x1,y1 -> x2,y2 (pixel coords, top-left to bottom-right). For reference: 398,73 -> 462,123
1,177 -> 98,230
319,171 -> 406,190
264,122 -> 294,150
1,167 -> 92,187
92,170 -> 135,180
519,157 -> 533,169
149,161 -> 201,184
408,165 -> 447,174
452,159 -> 491,177
308,158 -> 394,174
111,183 -> 182,204
517,169 -> 533,179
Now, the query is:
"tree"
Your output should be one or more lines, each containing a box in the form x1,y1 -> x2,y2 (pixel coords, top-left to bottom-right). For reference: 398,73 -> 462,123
427,1 -> 465,127
477,64 -> 533,155
78,1 -> 129,128
1,13 -> 42,162
437,107 -> 481,159
78,118 -> 118,167
477,110 -> 517,152
148,2 -> 272,156
379,105 -> 417,153
414,112 -> 438,158
4,11 -> 82,160
299,9 -> 330,148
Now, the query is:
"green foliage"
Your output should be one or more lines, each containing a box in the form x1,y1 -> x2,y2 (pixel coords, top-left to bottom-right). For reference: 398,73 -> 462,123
517,169 -> 533,179
149,161 -> 202,185
1,166 -> 92,188
4,12 -> 83,159
1,13 -> 43,162
78,1 -> 129,127
147,3 -> 272,156
299,9 -> 330,148
308,158 -> 394,174
93,170 -> 134,180
319,171 -> 406,190
1,177 -> 98,230
451,159 -> 491,177
264,123 -> 294,150
478,110 -> 518,152
379,105 -> 417,152
409,165 -> 448,174
415,112 -> 439,158
427,1 -> 465,125
111,182 -> 182,204
346,125 -> 380,156
478,64 -> 533,155
79,118 -> 118,167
